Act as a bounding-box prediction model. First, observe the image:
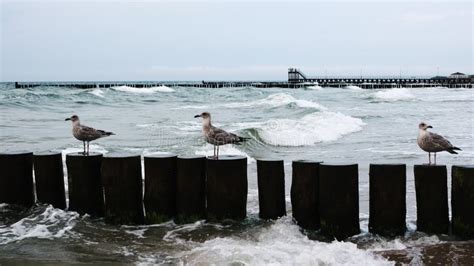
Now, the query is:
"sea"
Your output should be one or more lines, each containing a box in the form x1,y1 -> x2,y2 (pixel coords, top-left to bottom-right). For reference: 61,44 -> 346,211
0,83 -> 473,264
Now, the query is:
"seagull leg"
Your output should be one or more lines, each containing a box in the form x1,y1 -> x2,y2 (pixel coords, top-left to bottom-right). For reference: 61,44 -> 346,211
428,152 -> 431,165
83,141 -> 86,155
87,141 -> 90,156
217,145 -> 220,159
213,145 -> 216,159
434,153 -> 437,165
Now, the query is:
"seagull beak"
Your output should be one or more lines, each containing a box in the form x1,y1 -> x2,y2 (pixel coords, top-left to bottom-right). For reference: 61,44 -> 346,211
427,125 -> 433,129
65,118 -> 71,121
194,115 -> 201,118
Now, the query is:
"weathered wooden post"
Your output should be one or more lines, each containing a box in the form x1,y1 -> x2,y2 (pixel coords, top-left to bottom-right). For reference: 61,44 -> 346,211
144,154 -> 177,223
0,151 -> 34,207
101,153 -> 144,225
319,164 -> 360,240
451,165 -> 474,239
414,165 -> 449,234
176,155 -> 206,223
291,160 -> 320,230
34,151 -> 66,209
369,164 -> 406,236
66,152 -> 104,216
206,155 -> 247,221
257,159 -> 286,219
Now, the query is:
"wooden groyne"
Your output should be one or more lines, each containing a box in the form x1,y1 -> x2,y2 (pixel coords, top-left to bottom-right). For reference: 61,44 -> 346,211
1,151 -> 473,240
13,68 -> 473,89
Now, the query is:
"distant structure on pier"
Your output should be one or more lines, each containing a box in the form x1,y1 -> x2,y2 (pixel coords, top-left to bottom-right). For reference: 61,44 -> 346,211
288,68 -> 473,89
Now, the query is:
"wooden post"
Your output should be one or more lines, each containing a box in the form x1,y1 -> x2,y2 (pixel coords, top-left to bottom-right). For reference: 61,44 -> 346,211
66,152 -> 104,216
414,165 -> 449,234
291,160 -> 320,230
33,152 -> 66,209
369,164 -> 406,236
206,156 -> 247,221
101,153 -> 144,225
144,154 -> 177,223
257,159 -> 286,219
451,165 -> 474,239
319,164 -> 360,240
0,151 -> 34,207
176,155 -> 206,223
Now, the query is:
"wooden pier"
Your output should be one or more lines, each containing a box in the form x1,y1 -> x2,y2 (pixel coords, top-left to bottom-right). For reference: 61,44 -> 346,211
12,68 -> 473,89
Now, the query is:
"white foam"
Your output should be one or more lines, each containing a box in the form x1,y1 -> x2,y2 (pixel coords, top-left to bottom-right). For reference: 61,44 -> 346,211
346,85 -> 363,90
195,144 -> 255,164
112,85 -> 174,94
177,217 -> 390,265
124,228 -> 147,238
307,85 -> 323,90
255,111 -> 365,146
373,88 -> 415,101
367,235 -> 442,252
223,93 -> 326,110
88,88 -> 105,98
172,104 -> 210,110
0,205 -> 79,244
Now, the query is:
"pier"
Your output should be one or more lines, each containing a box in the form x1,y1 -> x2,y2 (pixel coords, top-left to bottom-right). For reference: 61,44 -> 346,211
13,68 -> 473,89
1,151 -> 473,240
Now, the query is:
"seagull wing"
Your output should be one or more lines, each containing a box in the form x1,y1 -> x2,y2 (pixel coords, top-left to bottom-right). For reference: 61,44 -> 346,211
78,125 -> 103,140
211,126 -> 241,144
428,132 -> 454,150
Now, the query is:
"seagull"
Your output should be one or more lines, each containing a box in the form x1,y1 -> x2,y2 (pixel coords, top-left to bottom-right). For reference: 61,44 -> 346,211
417,122 -> 461,165
65,115 -> 115,155
194,112 -> 249,159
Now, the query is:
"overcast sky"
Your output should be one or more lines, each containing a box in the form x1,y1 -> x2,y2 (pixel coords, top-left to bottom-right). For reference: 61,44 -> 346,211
1,0 -> 472,81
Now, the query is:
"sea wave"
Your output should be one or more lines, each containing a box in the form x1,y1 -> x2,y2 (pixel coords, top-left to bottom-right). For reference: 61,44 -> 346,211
87,88 -> 105,98
176,93 -> 326,110
0,205 -> 79,245
307,85 -> 323,90
373,88 -> 415,101
112,85 -> 174,94
250,111 -> 365,146
177,217 -> 390,265
224,93 -> 326,109
346,85 -> 363,90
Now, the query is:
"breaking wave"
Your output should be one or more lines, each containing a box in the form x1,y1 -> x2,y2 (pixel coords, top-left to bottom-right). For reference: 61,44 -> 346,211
112,85 -> 174,93
224,93 -> 326,109
177,217 -> 390,265
0,205 -> 79,245
250,111 -> 365,146
373,88 -> 415,101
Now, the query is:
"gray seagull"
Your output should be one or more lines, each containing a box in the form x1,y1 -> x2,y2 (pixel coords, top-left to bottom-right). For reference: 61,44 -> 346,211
65,115 -> 115,155
417,122 -> 461,165
194,112 -> 249,159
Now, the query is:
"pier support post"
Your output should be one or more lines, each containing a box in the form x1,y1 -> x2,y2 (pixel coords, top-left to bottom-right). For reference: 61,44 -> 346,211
0,152 -> 34,207
369,164 -> 406,236
176,155 -> 206,223
206,156 -> 247,222
144,154 -> 177,223
257,159 -> 286,219
34,152 -> 66,209
101,153 -> 144,225
319,164 -> 360,240
291,160 -> 320,230
66,152 -> 104,216
451,165 -> 474,239
414,165 -> 449,234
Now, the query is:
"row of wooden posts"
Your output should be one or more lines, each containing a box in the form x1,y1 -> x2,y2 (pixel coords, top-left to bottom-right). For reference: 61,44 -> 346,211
0,151 -> 473,240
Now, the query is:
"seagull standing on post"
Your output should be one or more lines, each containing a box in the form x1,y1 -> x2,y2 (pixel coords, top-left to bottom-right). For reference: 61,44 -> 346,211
65,115 -> 115,155
417,122 -> 461,165
194,112 -> 249,159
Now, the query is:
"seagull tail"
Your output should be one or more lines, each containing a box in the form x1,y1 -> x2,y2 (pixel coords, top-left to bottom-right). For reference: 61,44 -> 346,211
234,136 -> 250,145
